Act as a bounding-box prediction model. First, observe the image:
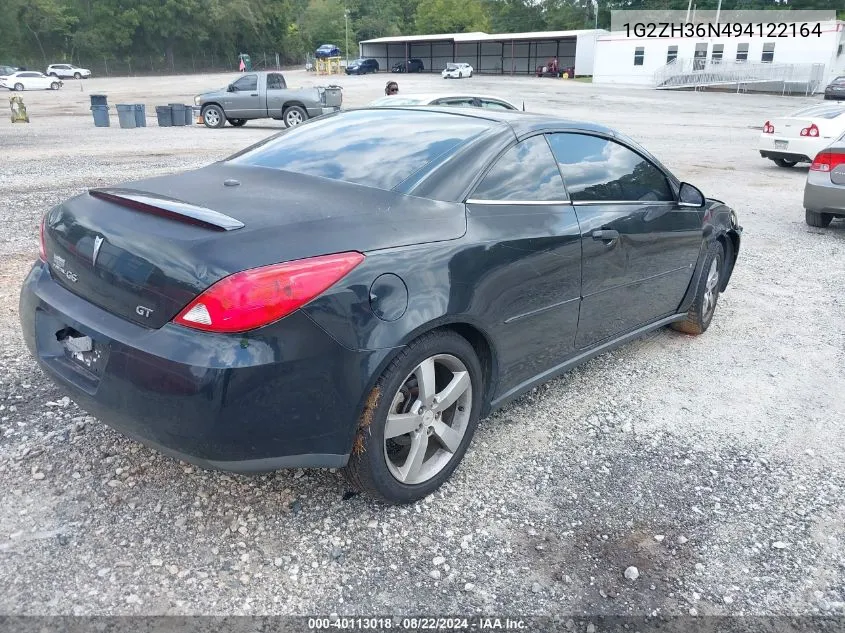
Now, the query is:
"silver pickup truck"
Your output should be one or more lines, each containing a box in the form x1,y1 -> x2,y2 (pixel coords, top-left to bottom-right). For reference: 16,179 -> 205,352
194,71 -> 342,129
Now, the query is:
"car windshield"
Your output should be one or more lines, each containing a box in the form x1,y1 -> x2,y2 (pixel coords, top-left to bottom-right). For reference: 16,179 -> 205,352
227,109 -> 494,191
790,104 -> 845,119
446,64 -> 459,70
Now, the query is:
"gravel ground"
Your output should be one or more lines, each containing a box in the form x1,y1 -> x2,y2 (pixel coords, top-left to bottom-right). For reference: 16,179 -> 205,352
1,71 -> 844,618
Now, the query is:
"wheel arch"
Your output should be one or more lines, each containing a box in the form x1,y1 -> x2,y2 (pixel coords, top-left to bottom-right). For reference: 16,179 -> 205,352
716,229 -> 740,292
282,100 -> 308,113
345,318 -> 500,456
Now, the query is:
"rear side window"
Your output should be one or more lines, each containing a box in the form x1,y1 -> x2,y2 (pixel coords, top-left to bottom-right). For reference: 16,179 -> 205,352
471,135 -> 567,202
546,133 -> 673,203
267,73 -> 286,90
228,109 -> 494,191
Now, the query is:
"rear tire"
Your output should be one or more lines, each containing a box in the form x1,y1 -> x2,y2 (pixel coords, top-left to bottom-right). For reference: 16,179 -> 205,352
283,105 -> 307,128
50,82 -> 59,90
14,83 -> 24,91
227,118 -> 247,127
805,209 -> 833,228
73,72 -> 81,79
671,241 -> 725,336
773,158 -> 797,168
343,330 -> 483,504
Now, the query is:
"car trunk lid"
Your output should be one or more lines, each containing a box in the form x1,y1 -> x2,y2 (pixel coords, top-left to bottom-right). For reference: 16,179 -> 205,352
43,163 -> 466,329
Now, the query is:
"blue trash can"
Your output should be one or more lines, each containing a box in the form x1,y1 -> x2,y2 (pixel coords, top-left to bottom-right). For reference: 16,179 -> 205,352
169,103 -> 186,126
134,104 -> 146,127
90,104 -> 110,127
90,94 -> 108,107
155,105 -> 172,127
116,104 -> 136,129
183,105 -> 193,126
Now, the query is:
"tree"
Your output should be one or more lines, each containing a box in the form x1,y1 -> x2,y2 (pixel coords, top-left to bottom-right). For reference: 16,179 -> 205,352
415,0 -> 491,34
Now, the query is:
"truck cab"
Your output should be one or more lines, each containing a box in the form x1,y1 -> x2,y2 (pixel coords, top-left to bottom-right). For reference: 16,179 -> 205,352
195,71 -> 342,129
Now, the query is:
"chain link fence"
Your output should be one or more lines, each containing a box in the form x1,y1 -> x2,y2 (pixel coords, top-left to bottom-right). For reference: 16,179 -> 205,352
15,51 -> 305,78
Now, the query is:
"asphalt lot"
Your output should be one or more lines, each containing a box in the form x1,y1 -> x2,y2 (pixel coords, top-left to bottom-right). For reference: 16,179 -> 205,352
1,70 -> 844,617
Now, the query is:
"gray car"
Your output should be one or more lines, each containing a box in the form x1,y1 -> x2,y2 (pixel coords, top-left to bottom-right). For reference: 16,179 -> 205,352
195,71 -> 342,128
804,132 -> 845,227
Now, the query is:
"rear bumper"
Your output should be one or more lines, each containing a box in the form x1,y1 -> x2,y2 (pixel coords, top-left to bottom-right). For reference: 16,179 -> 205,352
803,172 -> 845,216
757,134 -> 827,163
19,262 -> 389,473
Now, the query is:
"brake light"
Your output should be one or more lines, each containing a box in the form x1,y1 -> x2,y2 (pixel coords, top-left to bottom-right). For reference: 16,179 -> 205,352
810,150 -> 845,172
800,123 -> 819,137
173,252 -> 365,333
763,121 -> 775,134
39,215 -> 47,262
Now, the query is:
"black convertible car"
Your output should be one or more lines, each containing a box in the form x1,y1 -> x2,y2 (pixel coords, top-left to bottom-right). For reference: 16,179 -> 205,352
20,107 -> 742,504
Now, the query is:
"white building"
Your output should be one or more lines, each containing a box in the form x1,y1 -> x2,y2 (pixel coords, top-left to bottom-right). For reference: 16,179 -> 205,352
593,20 -> 845,91
359,30 -> 606,76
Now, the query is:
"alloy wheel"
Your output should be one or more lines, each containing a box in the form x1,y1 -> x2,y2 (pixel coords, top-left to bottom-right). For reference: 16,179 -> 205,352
702,257 -> 720,319
383,354 -> 473,485
286,110 -> 304,126
204,109 -> 220,127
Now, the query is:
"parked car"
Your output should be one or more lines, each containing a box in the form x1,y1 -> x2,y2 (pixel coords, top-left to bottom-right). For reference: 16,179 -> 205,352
823,76 -> 845,100
46,63 -> 91,79
1,71 -> 62,91
369,92 -> 520,111
20,106 -> 741,504
194,71 -> 342,128
442,63 -> 473,79
345,58 -> 379,75
315,44 -> 341,58
0,64 -> 20,79
804,132 -> 845,227
758,103 -> 845,167
391,59 -> 424,73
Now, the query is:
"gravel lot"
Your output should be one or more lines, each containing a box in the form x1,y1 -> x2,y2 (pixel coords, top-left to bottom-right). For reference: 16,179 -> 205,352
1,71 -> 844,618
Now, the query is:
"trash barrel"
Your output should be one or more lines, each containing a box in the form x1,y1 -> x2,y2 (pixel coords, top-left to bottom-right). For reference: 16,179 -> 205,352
183,105 -> 193,126
90,104 -> 110,127
169,103 -> 185,126
155,105 -> 172,127
134,104 -> 146,127
89,94 -> 108,107
116,104 -> 136,129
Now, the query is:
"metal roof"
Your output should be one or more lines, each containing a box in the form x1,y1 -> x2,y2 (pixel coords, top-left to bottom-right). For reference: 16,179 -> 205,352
360,29 -> 606,45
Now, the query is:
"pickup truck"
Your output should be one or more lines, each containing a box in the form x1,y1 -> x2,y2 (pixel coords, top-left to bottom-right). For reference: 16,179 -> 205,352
194,71 -> 342,129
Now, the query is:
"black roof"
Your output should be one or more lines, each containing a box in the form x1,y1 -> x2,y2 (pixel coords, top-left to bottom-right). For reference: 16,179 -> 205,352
354,105 -> 615,137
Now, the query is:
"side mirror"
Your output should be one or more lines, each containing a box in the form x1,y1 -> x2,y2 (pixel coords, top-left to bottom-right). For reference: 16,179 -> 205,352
227,84 -> 235,92
678,182 -> 705,208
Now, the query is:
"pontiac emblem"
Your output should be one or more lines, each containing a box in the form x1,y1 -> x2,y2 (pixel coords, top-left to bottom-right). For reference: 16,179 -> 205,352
92,235 -> 104,266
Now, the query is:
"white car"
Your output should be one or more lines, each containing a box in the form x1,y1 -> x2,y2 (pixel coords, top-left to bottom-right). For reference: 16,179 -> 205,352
1,71 -> 63,91
369,92 -> 520,111
758,103 -> 845,167
46,63 -> 92,79
442,63 -> 473,79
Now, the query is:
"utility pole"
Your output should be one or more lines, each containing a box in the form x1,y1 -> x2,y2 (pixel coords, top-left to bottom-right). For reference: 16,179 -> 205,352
345,10 -> 350,65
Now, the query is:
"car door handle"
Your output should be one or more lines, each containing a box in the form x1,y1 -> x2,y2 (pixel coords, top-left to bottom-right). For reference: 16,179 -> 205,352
592,229 -> 620,241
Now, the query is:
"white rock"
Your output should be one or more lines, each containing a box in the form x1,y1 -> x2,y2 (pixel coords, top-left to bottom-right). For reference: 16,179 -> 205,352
464,583 -> 475,591
772,541 -> 788,549
429,569 -> 441,580
723,596 -> 734,605
677,536 -> 689,544
689,608 -> 698,616
432,556 -> 446,566
695,563 -> 705,571
624,566 -> 639,581
654,535 -> 665,542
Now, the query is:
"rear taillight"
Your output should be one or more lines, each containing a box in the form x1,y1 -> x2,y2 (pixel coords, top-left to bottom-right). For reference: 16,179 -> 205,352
173,252 -> 365,333
800,123 -> 820,137
38,215 -> 47,262
810,150 -> 845,172
763,121 -> 775,134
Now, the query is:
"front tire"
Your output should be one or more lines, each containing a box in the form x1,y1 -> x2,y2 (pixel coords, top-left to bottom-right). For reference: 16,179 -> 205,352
73,72 -> 82,79
202,104 -> 225,128
672,241 -> 725,336
344,330 -> 483,504
805,209 -> 833,228
283,105 -> 307,128
50,82 -> 60,90
773,158 -> 797,168
14,83 -> 24,91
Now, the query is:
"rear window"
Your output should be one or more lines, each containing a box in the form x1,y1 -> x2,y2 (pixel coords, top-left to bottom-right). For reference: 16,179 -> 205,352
227,109 -> 494,191
790,104 -> 845,119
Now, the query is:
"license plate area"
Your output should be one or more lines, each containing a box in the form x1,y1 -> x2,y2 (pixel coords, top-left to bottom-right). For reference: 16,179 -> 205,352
774,140 -> 789,149
35,310 -> 109,393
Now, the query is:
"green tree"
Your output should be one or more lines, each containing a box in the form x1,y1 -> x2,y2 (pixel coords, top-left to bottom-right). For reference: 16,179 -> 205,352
414,0 -> 491,34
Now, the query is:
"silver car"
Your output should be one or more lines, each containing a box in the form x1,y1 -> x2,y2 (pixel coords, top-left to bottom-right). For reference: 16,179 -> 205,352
804,132 -> 845,227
